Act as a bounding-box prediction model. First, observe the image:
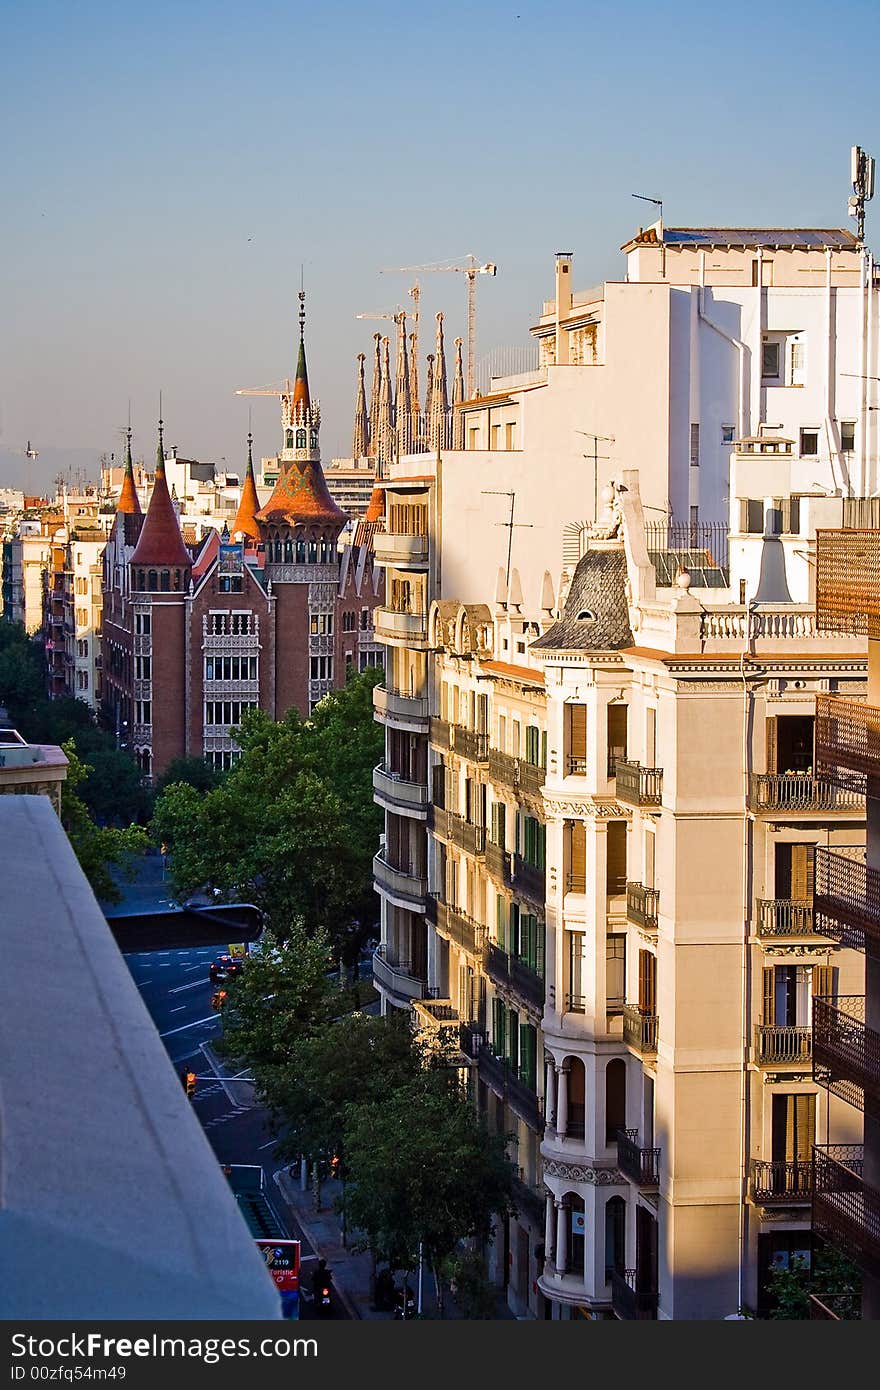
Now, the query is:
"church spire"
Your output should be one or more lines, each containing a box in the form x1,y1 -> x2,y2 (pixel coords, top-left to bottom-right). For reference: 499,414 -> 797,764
409,331 -> 421,450
231,431 -> 262,543
117,425 -> 141,514
292,289 -> 311,417
352,353 -> 369,460
376,335 -> 394,471
429,312 -> 449,452
452,336 -> 465,450
394,312 -> 412,457
424,353 -> 434,451
368,332 -> 381,458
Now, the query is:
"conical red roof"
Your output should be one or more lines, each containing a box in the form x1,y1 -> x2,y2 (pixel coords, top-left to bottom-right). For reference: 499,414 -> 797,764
117,430 -> 141,515
257,460 -> 346,528
130,430 -> 193,568
364,483 -> 384,522
232,435 -> 262,541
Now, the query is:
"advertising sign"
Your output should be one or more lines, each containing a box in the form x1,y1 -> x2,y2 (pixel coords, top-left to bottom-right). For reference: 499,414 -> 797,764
256,1239 -> 300,1293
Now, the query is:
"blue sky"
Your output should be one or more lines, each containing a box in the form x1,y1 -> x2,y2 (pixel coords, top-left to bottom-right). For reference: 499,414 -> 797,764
2,0 -> 879,487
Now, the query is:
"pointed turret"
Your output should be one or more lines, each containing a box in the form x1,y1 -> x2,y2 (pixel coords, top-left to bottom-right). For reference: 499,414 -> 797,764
394,313 -> 412,456
352,353 -> 370,460
452,336 -> 465,450
429,312 -> 450,452
292,291 -> 311,417
376,335 -> 394,469
424,353 -> 434,450
364,484 -> 385,523
369,333 -> 382,458
130,420 -> 193,568
232,432 -> 262,542
409,331 -> 421,451
117,426 -> 141,515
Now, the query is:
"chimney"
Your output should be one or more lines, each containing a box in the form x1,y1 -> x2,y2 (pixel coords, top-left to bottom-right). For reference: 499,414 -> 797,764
555,251 -> 573,366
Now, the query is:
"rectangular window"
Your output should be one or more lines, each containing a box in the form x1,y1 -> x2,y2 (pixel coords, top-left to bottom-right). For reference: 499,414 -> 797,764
505,422 -> 516,450
310,655 -> 333,681
606,934 -> 626,1009
721,424 -> 735,445
799,428 -> 819,457
134,613 -> 151,636
840,421 -> 856,452
689,422 -> 700,467
788,338 -> 806,386
310,613 -> 333,636
762,340 -> 781,380
567,931 -> 584,1012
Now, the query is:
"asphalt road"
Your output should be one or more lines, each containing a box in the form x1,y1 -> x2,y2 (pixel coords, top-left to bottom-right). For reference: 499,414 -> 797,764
122,939 -> 347,1320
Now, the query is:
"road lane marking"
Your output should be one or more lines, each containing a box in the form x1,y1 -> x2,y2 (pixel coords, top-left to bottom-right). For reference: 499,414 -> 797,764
168,979 -> 208,993
160,1015 -> 217,1037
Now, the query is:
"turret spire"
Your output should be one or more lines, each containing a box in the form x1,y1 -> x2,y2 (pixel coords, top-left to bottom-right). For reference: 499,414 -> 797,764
394,312 -> 412,457
130,416 -> 193,569
424,353 -> 435,451
352,353 -> 370,460
452,336 -> 465,450
429,312 -> 450,452
117,425 -> 141,514
293,290 -> 311,416
409,331 -> 421,450
369,333 -> 382,458
376,335 -> 394,472
231,430 -> 262,543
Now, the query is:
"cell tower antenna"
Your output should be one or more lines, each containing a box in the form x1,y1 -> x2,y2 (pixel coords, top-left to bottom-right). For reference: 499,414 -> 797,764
849,145 -> 875,243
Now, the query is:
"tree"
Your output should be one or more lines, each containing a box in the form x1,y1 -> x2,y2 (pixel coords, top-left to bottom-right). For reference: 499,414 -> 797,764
342,1068 -> 517,1312
60,742 -> 149,901
154,754 -> 223,798
767,1244 -> 861,1319
443,1248 -> 497,1319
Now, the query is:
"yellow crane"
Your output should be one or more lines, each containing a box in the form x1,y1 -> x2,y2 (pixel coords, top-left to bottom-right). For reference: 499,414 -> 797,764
381,257 -> 495,399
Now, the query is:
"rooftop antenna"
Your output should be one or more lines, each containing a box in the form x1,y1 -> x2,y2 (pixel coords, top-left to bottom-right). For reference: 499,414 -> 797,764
849,145 -> 875,243
633,192 -> 665,275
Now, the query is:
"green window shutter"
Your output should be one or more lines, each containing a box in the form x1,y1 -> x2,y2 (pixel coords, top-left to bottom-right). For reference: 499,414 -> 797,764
537,920 -> 546,978
509,901 -> 520,956
493,998 -> 506,1055
537,820 -> 546,869
763,966 -> 775,1025
520,1023 -> 537,1090
541,729 -> 548,769
508,1010 -> 519,1069
495,892 -> 506,943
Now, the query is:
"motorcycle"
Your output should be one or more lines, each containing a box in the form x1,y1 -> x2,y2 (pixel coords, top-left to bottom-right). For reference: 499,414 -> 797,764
392,1284 -> 416,1319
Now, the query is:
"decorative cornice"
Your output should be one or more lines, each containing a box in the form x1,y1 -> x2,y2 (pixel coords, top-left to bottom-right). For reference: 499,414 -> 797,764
543,1158 -> 627,1185
542,792 -> 632,821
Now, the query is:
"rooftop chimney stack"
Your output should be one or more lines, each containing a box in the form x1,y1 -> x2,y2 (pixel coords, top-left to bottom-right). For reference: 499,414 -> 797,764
555,252 -> 573,366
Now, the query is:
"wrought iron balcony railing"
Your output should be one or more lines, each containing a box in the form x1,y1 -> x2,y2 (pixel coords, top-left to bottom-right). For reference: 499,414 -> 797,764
489,747 -> 545,796
623,1006 -> 658,1055
485,839 -> 513,888
814,845 -> 878,953
813,994 -> 880,1111
750,1158 -> 812,1203
815,691 -> 880,796
448,813 -> 486,857
450,725 -> 489,763
617,1130 -> 660,1187
626,882 -> 659,933
754,1024 -> 813,1064
428,896 -> 486,959
813,1144 -> 880,1280
748,774 -> 863,814
476,1046 -> 542,1133
512,854 -> 545,905
615,759 -> 663,807
429,716 -> 451,751
484,941 -> 545,1012
611,1268 -> 658,1320
427,804 -> 449,840
756,898 -> 815,937
566,754 -> 588,776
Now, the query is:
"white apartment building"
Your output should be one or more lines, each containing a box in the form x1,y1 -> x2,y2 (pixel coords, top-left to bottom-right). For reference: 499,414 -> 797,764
371,217 -> 875,1318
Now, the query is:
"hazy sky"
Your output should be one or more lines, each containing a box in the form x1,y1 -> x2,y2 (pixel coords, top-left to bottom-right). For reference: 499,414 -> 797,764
3,0 -> 879,491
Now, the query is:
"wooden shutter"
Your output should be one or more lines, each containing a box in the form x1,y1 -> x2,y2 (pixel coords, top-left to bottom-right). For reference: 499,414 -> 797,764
763,966 -> 775,1025
786,1094 -> 816,1163
812,964 -> 834,1001
766,717 -> 777,774
569,705 -> 587,764
570,821 -> 586,885
791,844 -> 815,901
638,950 -> 657,1015
606,822 -> 627,894
608,704 -> 628,766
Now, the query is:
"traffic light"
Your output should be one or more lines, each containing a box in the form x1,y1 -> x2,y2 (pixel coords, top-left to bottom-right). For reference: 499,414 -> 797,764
211,989 -> 227,1011
185,1070 -> 197,1098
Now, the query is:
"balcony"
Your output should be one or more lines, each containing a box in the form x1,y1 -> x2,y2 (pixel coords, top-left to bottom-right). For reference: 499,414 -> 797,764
484,941 -> 545,1012
809,1292 -> 862,1320
566,754 -> 588,776
611,1269 -> 658,1320
476,1046 -> 542,1133
626,882 -> 659,934
427,804 -> 449,839
616,1130 -> 660,1188
512,853 -> 545,906
486,839 -> 513,888
451,726 -> 489,764
372,851 -> 427,909
813,1145 -> 880,1280
566,872 -> 587,894
748,774 -> 863,815
429,716 -> 451,751
373,532 -> 429,568
428,896 -> 486,958
623,1006 -> 658,1056
448,814 -> 486,857
814,845 -> 878,952
373,608 -> 428,646
372,763 -> 428,816
488,747 -> 545,797
749,1159 -> 812,1204
756,899 -> 816,938
372,685 -> 429,732
813,994 -> 880,1111
754,1024 -> 812,1065
371,945 -> 427,1003
815,692 -> 880,797
615,759 -> 663,808
412,997 -> 462,1052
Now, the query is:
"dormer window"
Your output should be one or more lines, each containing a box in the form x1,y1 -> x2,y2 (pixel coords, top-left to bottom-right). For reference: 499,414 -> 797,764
296,429 -> 307,450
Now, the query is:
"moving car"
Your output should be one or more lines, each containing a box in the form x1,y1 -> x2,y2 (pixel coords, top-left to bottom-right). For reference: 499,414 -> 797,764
209,953 -> 245,983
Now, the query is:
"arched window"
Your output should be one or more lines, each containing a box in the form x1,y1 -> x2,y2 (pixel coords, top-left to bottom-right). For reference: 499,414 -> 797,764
307,540 -> 318,564
160,570 -> 170,592
296,428 -> 306,450
605,1058 -> 627,1143
286,430 -> 294,449
604,1196 -> 626,1282
309,429 -> 318,450
565,1057 -> 586,1140
296,540 -> 306,563
284,539 -> 294,563
147,570 -> 157,591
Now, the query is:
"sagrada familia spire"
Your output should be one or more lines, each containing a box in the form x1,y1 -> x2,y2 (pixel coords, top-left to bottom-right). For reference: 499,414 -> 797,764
352,352 -> 369,460
352,302 -> 459,459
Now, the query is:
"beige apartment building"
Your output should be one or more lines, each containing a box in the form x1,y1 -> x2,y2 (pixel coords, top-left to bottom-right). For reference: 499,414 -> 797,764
371,216 -> 875,1318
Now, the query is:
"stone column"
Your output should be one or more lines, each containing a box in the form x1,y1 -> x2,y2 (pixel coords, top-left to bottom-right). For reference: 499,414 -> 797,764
555,1199 -> 568,1277
556,1062 -> 569,1138
544,1193 -> 555,1265
545,1056 -> 557,1131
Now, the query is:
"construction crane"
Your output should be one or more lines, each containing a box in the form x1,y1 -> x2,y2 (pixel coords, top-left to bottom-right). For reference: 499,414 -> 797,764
235,380 -> 291,399
362,282 -> 421,376
382,258 -> 495,399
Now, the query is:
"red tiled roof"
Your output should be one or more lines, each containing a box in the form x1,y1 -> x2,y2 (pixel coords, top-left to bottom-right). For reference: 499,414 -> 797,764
130,464 -> 193,567
257,461 -> 347,528
116,469 -> 141,515
480,660 -> 545,686
232,468 -> 262,540
364,484 -> 385,522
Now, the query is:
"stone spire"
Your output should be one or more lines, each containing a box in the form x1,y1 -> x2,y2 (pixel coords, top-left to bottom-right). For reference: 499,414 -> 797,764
352,353 -> 369,460
376,335 -> 394,471
409,331 -> 421,450
368,332 -> 382,459
452,336 -> 465,450
429,312 -> 450,452
130,419 -> 193,569
424,353 -> 434,451
394,313 -> 412,457
232,432 -> 262,542
117,426 -> 141,515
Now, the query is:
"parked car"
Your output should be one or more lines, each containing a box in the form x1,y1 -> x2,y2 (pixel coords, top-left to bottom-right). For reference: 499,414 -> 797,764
209,954 -> 245,983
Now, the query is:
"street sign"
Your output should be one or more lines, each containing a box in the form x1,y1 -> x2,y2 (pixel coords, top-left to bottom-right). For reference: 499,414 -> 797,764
229,942 -> 247,958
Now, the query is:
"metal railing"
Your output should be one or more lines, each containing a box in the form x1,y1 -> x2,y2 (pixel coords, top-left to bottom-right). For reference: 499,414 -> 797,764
566,754 -> 588,775
512,854 -> 545,904
754,1024 -> 812,1064
477,1046 -> 542,1132
611,1268 -> 658,1320
623,1006 -> 658,1055
748,774 -> 863,813
812,1144 -> 880,1277
626,882 -> 659,932
615,759 -> 663,807
617,1130 -> 660,1187
484,942 -> 544,1011
750,1159 -> 812,1203
488,747 -> 545,796
371,945 -> 427,1001
450,725 -> 489,763
565,992 -> 586,1014
448,814 -> 486,857
813,994 -> 880,1110
814,845 -> 877,952
486,839 -> 513,887
566,872 -> 587,893
815,692 -> 880,795
429,716 -> 451,750
756,899 -> 815,936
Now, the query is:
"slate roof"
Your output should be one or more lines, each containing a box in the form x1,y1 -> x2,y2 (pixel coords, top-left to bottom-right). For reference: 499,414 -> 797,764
662,228 -> 858,249
531,544 -> 633,652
